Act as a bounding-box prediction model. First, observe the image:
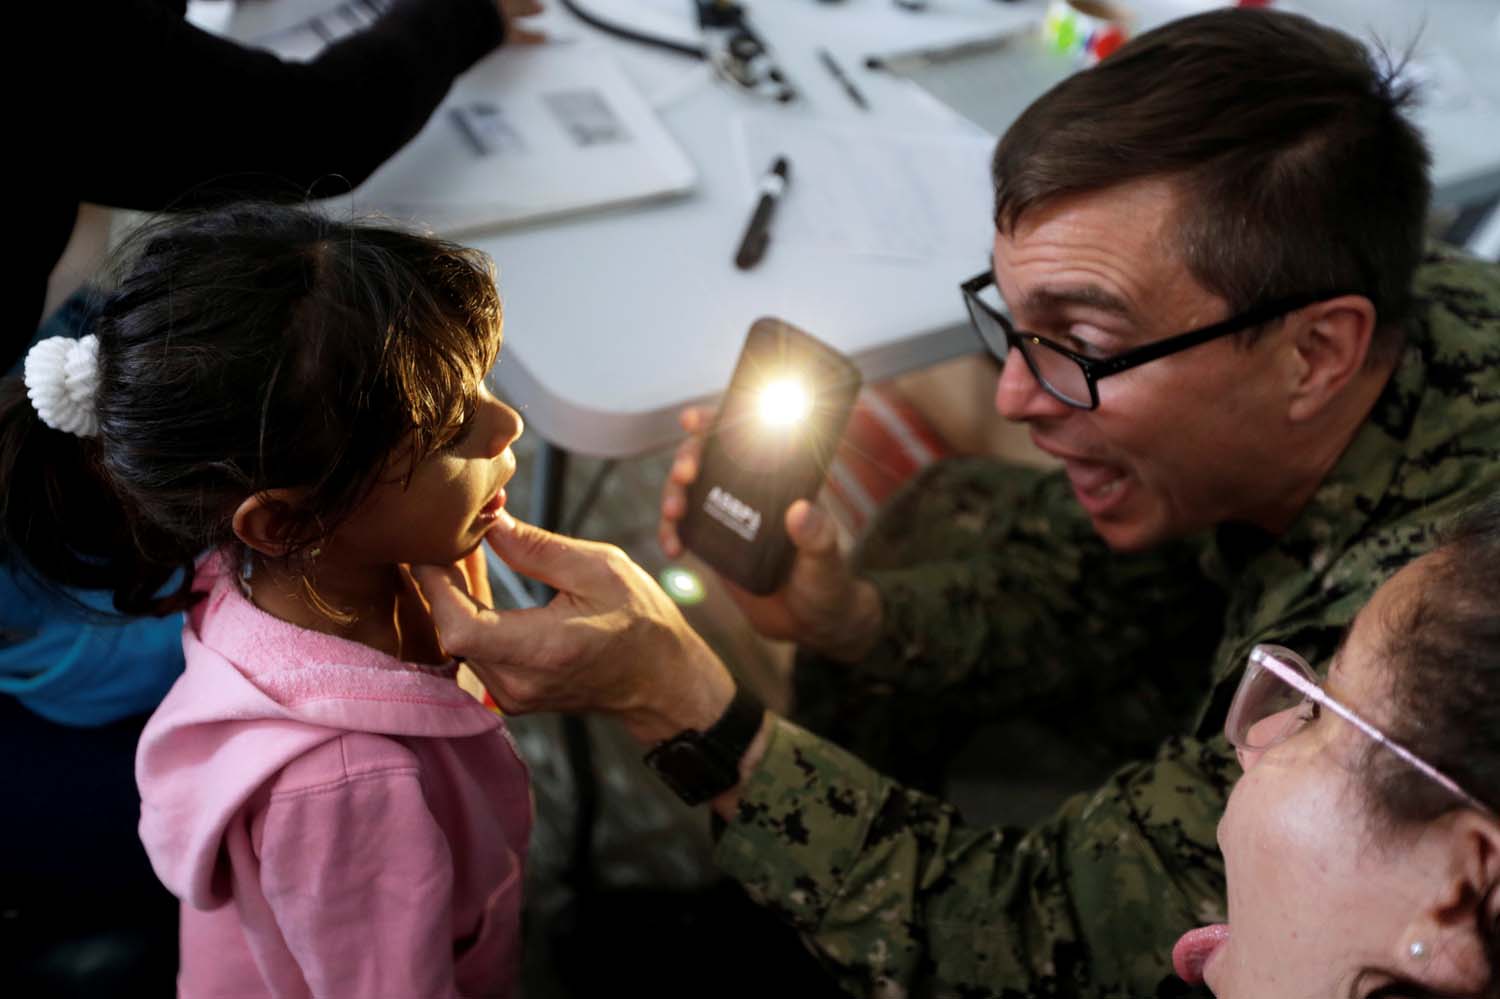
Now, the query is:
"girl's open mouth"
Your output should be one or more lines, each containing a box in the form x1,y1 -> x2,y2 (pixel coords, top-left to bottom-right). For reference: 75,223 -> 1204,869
476,487 -> 507,525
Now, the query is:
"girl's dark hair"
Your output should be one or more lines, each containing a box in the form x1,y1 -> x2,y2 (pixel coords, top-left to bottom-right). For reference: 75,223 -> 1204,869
0,203 -> 502,615
1353,498 -> 1500,999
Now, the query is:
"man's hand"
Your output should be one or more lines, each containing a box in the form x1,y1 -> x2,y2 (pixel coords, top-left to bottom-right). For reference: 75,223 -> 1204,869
411,512 -> 735,747
658,406 -> 884,663
499,0 -> 545,44
456,543 -> 493,608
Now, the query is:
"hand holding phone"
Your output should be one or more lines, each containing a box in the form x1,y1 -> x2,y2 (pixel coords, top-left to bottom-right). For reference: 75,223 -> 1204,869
677,318 -> 862,595
659,402 -> 884,662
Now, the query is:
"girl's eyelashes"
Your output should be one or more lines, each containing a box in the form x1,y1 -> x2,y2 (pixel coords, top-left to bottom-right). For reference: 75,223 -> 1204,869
440,409 -> 479,451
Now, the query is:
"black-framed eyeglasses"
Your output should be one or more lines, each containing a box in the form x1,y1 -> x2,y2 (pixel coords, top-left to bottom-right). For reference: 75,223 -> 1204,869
960,271 -> 1351,410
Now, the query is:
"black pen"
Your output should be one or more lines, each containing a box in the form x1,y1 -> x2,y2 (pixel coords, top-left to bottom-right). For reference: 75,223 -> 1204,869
734,156 -> 790,271
816,47 -> 869,110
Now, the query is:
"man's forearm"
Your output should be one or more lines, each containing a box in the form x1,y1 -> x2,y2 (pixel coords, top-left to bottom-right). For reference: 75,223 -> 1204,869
711,721 -> 1232,998
616,627 -> 738,747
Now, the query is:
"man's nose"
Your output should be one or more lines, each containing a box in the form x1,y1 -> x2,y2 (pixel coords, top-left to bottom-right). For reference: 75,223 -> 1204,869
994,346 -> 1074,422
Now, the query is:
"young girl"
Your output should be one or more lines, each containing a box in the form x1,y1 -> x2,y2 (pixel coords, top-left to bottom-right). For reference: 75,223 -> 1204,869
0,203 -> 531,997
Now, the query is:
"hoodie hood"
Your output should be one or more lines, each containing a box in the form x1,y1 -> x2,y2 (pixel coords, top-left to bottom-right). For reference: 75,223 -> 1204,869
136,550 -> 501,910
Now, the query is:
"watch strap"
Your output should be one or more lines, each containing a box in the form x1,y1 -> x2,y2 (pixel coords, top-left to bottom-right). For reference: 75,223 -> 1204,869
699,682 -> 766,765
644,683 -> 765,805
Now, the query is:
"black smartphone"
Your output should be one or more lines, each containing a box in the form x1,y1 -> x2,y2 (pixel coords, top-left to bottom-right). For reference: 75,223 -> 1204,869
679,318 -> 862,595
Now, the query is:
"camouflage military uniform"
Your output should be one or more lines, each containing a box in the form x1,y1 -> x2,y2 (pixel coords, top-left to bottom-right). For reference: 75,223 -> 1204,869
713,247 -> 1500,998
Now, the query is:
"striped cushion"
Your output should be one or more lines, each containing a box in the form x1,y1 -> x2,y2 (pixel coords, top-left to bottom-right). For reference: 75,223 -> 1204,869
825,384 -> 952,534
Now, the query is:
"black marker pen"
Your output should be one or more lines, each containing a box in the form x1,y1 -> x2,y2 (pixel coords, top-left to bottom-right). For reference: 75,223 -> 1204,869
734,156 -> 790,270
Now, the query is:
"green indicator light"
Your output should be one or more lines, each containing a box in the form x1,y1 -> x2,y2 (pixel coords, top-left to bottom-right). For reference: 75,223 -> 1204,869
658,567 -> 706,605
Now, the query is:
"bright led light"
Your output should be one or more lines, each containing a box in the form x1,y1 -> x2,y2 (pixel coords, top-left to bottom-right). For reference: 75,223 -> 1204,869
757,377 -> 811,427
658,567 -> 706,605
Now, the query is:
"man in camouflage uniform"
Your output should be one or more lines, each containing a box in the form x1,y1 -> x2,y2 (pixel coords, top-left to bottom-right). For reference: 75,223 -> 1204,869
416,8 -> 1500,998
711,249 -> 1498,998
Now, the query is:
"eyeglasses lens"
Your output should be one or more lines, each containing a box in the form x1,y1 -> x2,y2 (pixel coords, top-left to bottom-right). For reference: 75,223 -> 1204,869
966,282 -> 1091,408
1023,339 -> 1092,408
964,286 -> 1010,360
1226,653 -> 1313,750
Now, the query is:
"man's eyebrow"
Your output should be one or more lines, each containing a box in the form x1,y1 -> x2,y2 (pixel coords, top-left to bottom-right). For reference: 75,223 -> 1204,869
1019,285 -> 1138,322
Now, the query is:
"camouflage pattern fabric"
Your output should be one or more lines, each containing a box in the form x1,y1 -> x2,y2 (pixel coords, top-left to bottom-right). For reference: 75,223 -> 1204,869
713,247 -> 1500,998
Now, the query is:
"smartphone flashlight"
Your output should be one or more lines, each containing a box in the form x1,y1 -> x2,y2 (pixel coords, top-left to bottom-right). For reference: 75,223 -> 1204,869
679,318 -> 861,595
757,377 -> 812,427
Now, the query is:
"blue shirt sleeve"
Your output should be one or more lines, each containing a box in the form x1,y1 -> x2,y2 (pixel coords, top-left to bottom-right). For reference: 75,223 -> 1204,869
0,565 -> 184,727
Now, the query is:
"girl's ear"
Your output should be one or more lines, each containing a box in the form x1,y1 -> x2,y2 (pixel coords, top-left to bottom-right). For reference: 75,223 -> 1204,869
232,490 -> 306,558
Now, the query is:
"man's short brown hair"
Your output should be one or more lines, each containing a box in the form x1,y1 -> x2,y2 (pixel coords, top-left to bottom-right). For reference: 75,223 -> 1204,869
992,9 -> 1431,354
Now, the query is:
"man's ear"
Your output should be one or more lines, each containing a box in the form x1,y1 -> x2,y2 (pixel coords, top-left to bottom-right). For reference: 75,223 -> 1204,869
231,490 -> 308,558
1395,812 -> 1500,993
1285,294 -> 1379,422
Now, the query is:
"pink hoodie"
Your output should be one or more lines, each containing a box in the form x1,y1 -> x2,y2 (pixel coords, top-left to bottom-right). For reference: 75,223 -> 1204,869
137,552 -> 531,998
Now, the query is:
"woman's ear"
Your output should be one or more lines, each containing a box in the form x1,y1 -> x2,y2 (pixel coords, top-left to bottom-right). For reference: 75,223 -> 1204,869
231,490 -> 307,558
1395,812 -> 1500,992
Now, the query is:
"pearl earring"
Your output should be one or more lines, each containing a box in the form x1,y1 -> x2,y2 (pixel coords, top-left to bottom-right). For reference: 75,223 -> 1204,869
1409,940 -> 1429,961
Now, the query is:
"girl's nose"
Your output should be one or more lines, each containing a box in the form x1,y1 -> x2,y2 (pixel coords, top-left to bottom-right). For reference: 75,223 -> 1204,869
484,396 -> 523,456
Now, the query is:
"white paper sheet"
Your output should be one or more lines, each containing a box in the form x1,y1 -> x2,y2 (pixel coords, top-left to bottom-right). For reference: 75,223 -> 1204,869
735,113 -> 994,262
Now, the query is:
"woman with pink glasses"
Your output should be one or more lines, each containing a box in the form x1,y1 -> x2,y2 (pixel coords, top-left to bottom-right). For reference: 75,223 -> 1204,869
1174,499 -> 1499,997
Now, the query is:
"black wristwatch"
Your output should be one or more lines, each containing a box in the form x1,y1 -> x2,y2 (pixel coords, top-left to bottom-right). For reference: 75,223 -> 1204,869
644,684 -> 766,806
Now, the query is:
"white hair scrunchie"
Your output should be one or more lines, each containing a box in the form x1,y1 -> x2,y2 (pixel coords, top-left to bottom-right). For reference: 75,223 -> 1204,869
24,334 -> 101,438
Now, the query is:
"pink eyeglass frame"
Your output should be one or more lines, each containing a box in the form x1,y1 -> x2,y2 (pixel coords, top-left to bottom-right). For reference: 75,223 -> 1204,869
1231,644 -> 1495,817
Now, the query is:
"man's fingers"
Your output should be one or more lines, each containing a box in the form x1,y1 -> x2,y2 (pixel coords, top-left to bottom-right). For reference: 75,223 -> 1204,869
668,436 -> 702,486
662,486 -> 685,520
660,425 -> 707,558
679,405 -> 714,433
663,441 -> 695,512
410,562 -> 487,633
659,468 -> 687,557
411,561 -> 554,666
484,515 -> 603,592
659,519 -> 683,558
787,500 -> 839,559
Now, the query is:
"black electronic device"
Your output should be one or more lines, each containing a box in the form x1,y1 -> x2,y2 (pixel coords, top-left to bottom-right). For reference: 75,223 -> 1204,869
679,318 -> 861,595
